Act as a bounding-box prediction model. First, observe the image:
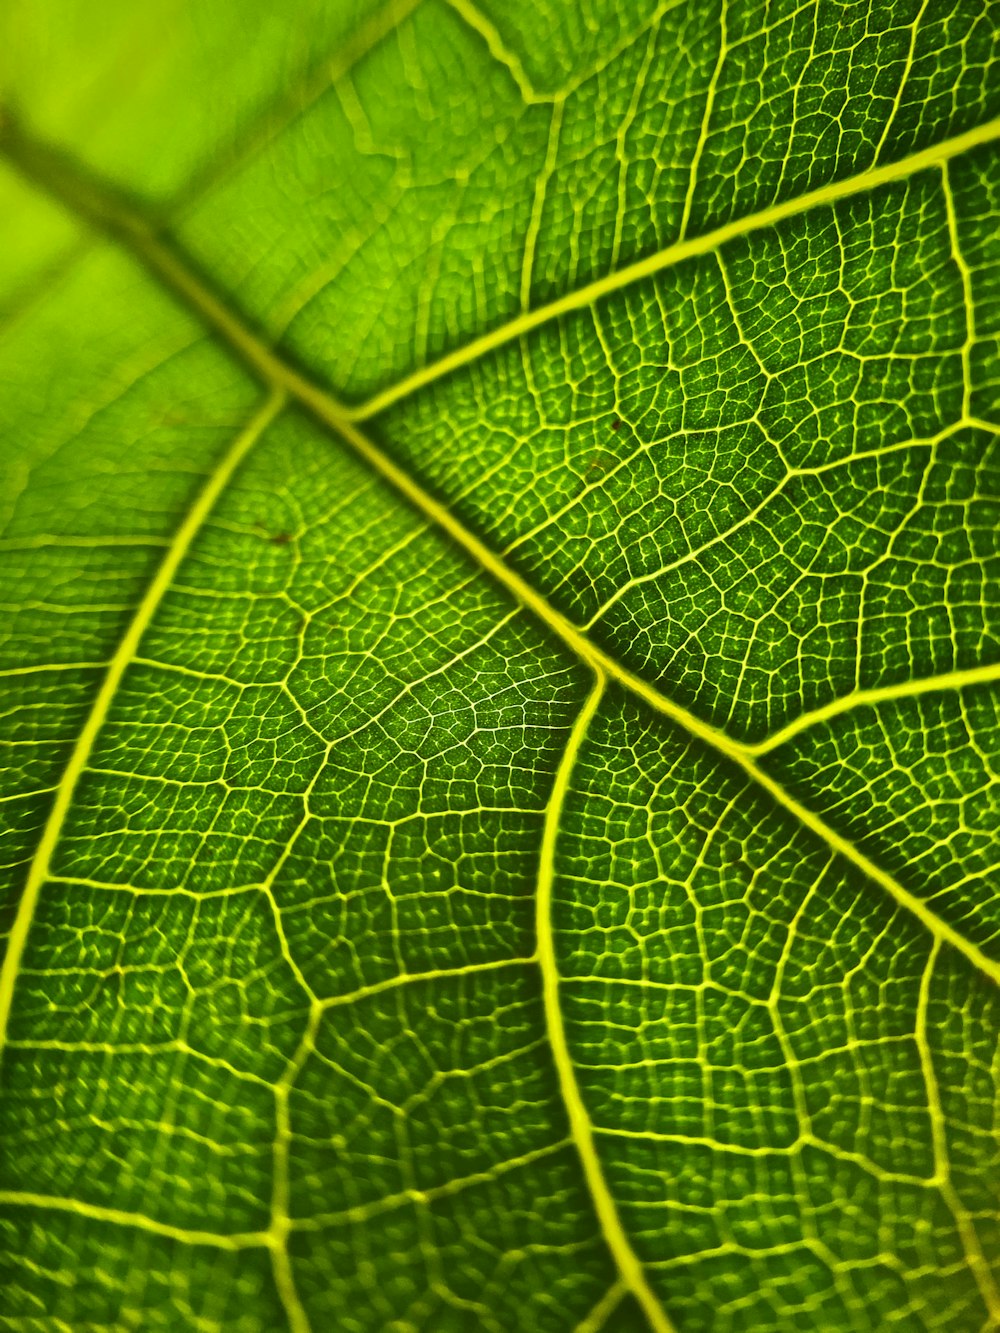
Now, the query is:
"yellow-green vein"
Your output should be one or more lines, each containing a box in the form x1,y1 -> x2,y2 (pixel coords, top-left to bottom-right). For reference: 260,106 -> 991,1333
536,669 -> 677,1333
0,390 -> 285,1066
4,118 -> 998,994
748,659 -> 1000,754
0,1190 -> 270,1250
172,0 -> 424,216
350,113 -> 1000,420
914,940 -> 1000,1319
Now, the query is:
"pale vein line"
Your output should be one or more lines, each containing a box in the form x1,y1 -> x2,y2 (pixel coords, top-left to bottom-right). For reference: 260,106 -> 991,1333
520,99 -> 564,309
0,113 -> 354,415
293,1138 -> 572,1232
167,0 -> 424,216
319,955 -> 537,1009
748,660 -> 1000,754
443,0 -> 544,105
572,1279 -> 627,1333
0,661 -> 107,678
0,1190 -> 269,1250
0,0 -> 421,347
270,1006 -> 319,1333
537,671 -> 677,1333
941,158 -> 976,421
0,391 -> 284,1067
349,113 -> 1000,420
4,119 -> 999,991
677,0 -> 726,240
0,533 -> 171,550
871,0 -> 930,163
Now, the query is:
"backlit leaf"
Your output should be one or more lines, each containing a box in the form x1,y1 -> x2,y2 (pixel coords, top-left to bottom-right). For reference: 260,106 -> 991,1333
1,1 -> 999,1328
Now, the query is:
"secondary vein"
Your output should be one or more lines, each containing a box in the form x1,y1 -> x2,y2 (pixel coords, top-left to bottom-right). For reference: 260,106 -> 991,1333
748,659 -> 1000,754
0,1191 -> 269,1249
349,112 -> 1000,421
536,671 -> 677,1333
0,391 -> 284,1066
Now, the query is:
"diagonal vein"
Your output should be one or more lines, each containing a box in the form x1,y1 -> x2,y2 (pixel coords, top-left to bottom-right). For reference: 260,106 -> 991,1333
171,0 -> 424,216
3,115 -> 999,1004
0,0 -> 419,349
748,660 -> 1000,754
0,391 -> 285,1066
349,112 -> 1000,420
0,1190 -> 270,1250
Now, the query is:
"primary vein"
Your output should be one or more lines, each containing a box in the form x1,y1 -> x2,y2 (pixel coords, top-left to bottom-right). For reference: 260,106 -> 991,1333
3,117 -> 999,1004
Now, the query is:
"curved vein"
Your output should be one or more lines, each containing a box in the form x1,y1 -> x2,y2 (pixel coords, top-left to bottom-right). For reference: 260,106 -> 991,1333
444,0 -> 544,104
0,391 -> 285,1066
536,671 -> 676,1333
914,940 -> 1000,1319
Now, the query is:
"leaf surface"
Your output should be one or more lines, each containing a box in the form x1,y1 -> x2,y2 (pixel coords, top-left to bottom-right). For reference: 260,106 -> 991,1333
1,1 -> 999,1329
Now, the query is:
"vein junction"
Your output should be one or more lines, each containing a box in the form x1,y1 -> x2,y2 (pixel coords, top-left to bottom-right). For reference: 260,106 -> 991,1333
3,114 -> 996,985
2,98 -> 1000,1330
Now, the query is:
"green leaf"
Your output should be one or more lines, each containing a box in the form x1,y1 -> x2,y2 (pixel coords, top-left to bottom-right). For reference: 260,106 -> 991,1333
1,1 -> 999,1328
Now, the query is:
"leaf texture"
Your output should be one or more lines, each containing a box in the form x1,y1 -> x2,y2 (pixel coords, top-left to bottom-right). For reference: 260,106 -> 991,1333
0,1 -> 999,1329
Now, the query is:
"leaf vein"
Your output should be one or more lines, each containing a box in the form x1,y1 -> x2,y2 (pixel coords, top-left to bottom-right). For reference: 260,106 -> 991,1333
0,392 -> 284,1068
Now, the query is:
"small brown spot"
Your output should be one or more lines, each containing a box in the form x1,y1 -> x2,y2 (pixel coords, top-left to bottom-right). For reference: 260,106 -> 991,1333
610,418 -> 621,431
269,532 -> 293,545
